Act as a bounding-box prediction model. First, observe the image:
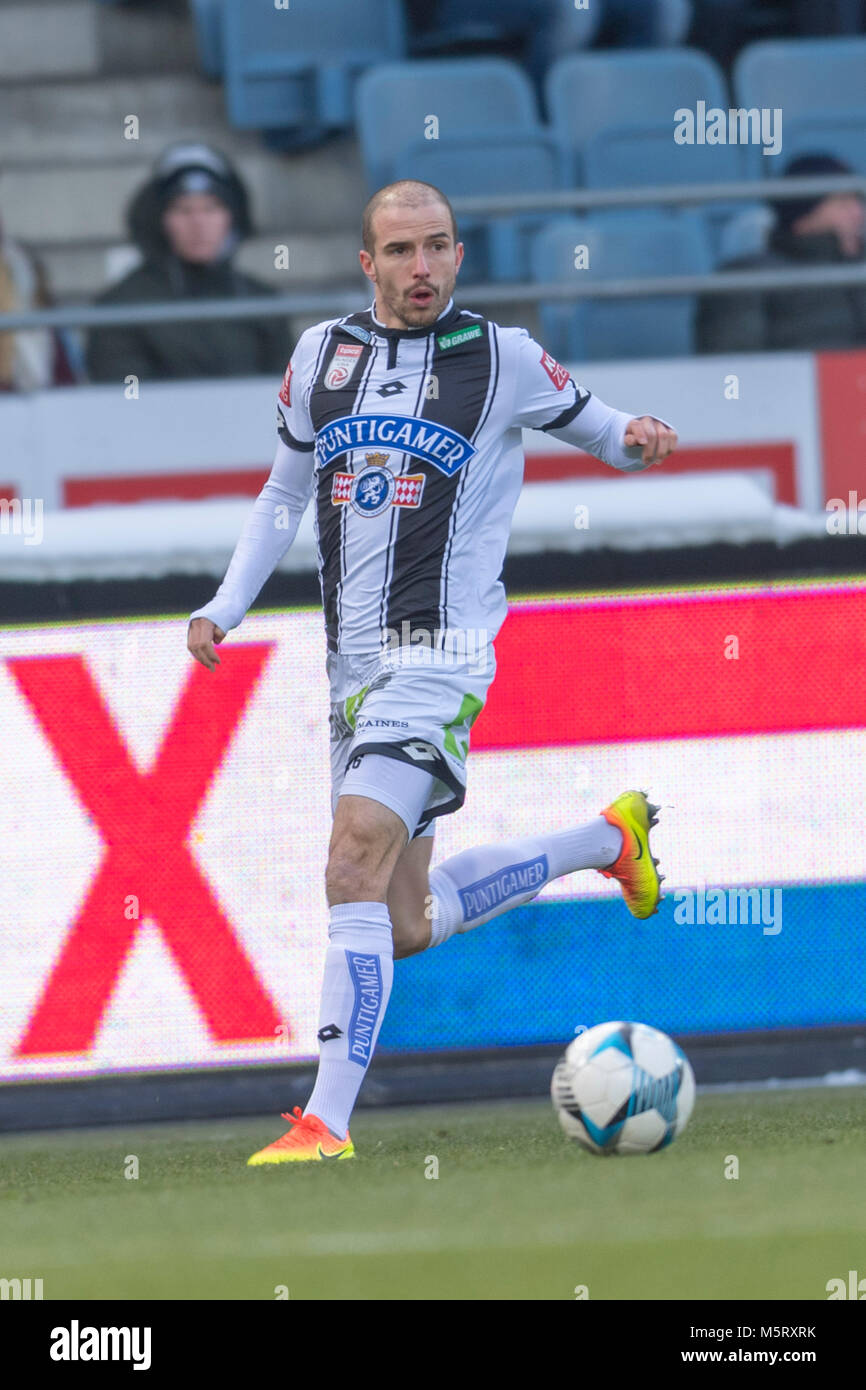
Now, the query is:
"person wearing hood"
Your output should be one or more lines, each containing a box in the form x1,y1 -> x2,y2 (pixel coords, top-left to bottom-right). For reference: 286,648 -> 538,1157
697,154 -> 866,354
86,143 -> 288,382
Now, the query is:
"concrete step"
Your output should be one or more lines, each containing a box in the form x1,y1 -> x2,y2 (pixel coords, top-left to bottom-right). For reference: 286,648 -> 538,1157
0,140 -> 367,244
0,74 -> 245,164
39,232 -> 363,300
0,3 -> 98,80
0,0 -> 195,81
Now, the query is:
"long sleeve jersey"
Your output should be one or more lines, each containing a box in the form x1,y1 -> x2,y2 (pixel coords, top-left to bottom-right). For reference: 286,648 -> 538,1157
190,300 -> 672,653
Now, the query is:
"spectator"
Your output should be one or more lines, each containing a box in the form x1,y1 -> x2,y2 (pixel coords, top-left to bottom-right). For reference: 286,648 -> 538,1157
0,216 -> 79,391
86,143 -> 288,383
697,154 -> 866,353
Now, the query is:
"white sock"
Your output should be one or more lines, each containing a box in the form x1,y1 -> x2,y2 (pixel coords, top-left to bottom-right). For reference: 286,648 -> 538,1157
427,816 -> 622,947
304,901 -> 394,1138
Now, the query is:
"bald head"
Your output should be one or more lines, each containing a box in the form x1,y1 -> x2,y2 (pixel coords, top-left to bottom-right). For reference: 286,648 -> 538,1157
362,180 -> 457,255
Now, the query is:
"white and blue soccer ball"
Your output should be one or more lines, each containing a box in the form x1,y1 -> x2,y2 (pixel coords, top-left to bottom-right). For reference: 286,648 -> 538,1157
551,1021 -> 695,1155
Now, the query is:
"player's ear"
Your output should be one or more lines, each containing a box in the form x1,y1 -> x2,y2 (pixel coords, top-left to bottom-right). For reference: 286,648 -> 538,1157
454,242 -> 464,274
359,249 -> 376,283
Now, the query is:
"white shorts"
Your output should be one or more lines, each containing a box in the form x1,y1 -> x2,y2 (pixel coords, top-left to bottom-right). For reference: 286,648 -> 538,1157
328,641 -> 497,838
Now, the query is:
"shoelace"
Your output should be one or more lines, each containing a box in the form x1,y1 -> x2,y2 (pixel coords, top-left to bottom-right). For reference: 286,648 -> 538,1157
279,1106 -> 306,1127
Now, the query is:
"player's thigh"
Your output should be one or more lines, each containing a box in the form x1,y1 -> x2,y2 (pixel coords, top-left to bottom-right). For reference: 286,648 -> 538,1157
388,833 -> 435,958
326,792 -> 409,905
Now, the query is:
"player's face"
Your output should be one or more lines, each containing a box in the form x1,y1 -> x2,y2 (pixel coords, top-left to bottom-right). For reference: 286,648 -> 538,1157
360,203 -> 464,329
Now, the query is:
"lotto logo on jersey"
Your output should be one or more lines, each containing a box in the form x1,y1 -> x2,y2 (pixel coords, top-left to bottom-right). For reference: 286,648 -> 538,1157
325,343 -> 364,391
332,460 -> 426,517
540,351 -> 571,391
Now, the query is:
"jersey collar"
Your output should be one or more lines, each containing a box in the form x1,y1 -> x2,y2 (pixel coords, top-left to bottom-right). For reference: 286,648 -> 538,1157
367,299 -> 462,340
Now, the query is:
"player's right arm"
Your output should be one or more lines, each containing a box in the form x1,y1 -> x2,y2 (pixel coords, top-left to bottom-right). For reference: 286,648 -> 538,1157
187,333 -> 318,671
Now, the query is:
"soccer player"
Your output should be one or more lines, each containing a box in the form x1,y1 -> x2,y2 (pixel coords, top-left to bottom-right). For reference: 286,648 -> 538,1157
187,180 -> 677,1163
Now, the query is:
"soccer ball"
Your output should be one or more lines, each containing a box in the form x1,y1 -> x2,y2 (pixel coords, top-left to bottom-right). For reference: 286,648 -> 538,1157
551,1020 -> 695,1155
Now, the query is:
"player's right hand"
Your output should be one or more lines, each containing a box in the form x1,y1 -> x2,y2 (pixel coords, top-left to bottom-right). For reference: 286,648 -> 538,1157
187,617 -> 226,672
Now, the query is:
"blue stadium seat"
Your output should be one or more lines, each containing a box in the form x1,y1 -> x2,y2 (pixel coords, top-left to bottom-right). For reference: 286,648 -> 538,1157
734,37 -> 866,118
392,132 -> 566,281
529,210 -> 713,361
584,124 -> 747,261
190,0 -> 223,79
222,0 -> 406,133
734,38 -> 866,177
584,124 -> 746,190
355,59 -> 542,192
545,49 -> 729,183
767,112 -> 866,177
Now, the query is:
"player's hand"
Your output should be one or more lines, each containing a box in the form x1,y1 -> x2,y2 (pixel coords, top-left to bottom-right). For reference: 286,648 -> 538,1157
623,417 -> 678,467
187,617 -> 225,672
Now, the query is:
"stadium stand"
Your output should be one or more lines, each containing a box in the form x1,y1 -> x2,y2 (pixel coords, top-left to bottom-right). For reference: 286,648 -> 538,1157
222,0 -> 407,143
545,48 -> 729,183
530,209 -> 713,360
357,57 -> 552,280
733,36 -> 866,174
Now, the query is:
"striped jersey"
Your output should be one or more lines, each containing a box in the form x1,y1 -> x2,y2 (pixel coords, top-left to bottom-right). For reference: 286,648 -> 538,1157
277,300 -> 590,654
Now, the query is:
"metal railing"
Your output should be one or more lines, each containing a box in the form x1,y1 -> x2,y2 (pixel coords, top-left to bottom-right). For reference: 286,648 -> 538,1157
1,174 -> 865,333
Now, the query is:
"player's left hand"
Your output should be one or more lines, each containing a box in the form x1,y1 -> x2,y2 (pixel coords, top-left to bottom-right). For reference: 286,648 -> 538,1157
623,417 -> 678,466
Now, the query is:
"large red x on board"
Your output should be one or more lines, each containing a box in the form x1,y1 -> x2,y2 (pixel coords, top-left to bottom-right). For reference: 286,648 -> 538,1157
7,645 -> 284,1056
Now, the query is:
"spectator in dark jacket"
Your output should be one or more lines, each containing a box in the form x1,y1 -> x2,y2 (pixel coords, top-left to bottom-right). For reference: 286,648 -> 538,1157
86,143 -> 288,383
697,154 -> 866,354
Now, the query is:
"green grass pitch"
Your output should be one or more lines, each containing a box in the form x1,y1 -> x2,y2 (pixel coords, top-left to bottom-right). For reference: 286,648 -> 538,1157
1,1088 -> 863,1300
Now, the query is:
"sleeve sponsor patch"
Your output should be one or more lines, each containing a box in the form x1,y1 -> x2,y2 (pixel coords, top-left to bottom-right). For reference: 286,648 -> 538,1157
279,361 -> 293,406
540,351 -> 570,391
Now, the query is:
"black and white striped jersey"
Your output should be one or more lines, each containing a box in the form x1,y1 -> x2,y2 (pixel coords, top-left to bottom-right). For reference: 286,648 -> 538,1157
191,300 -> 658,653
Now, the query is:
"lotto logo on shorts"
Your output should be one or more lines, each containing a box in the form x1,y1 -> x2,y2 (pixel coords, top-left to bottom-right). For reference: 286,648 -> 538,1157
540,351 -> 570,391
331,464 -> 425,517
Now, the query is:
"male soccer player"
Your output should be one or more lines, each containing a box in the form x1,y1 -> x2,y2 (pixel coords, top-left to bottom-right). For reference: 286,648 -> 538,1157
187,180 -> 677,1163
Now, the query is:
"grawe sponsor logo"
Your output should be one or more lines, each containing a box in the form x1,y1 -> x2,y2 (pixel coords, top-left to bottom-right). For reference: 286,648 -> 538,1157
50,1321 -> 152,1370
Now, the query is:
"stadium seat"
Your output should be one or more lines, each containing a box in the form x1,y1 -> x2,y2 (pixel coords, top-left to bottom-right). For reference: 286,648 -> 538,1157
529,209 -> 713,361
545,49 -> 729,183
222,0 -> 406,134
766,112 -> 866,178
190,0 -> 224,80
392,132 -> 566,281
355,58 -> 542,192
734,38 -> 866,176
584,124 -> 747,261
734,37 -> 866,117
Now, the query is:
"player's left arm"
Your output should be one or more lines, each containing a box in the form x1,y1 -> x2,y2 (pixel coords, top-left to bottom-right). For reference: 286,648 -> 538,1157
509,330 -> 677,472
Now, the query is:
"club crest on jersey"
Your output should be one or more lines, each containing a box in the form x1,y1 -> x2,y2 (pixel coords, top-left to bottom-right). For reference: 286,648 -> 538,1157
325,343 -> 364,391
316,414 -> 476,477
331,454 -> 426,516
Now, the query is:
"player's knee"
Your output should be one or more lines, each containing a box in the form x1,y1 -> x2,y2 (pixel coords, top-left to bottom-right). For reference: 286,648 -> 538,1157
325,845 -> 383,904
326,826 -> 397,903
